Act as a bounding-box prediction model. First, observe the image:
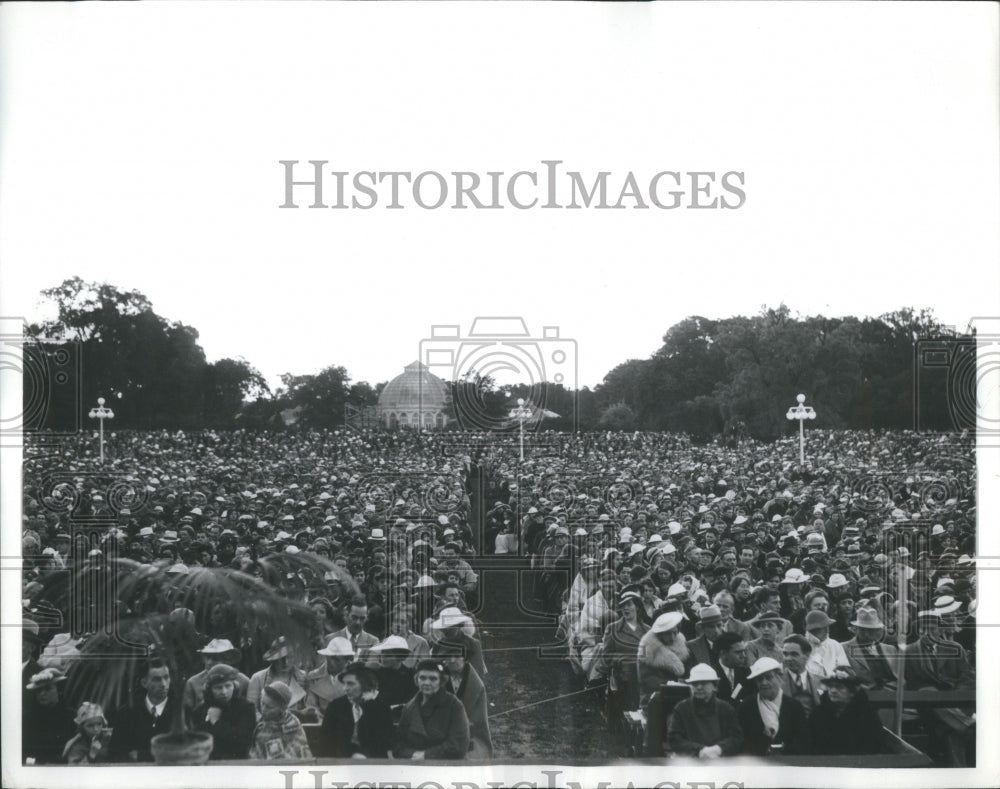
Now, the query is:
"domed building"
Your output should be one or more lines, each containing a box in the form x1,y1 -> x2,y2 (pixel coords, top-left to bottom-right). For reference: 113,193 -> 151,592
377,361 -> 451,429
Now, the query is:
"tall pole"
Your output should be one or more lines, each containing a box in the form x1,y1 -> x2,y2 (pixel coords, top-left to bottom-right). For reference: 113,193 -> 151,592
88,397 -> 115,463
786,393 -> 816,466
894,561 -> 907,737
518,398 -> 525,462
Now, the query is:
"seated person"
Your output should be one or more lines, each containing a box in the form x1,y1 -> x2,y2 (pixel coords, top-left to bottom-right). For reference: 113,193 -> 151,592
737,657 -> 810,756
63,703 -> 112,765
667,664 -> 744,759
808,665 -> 886,755
317,662 -> 394,758
395,660 -> 470,760
193,663 -> 256,760
249,681 -> 313,760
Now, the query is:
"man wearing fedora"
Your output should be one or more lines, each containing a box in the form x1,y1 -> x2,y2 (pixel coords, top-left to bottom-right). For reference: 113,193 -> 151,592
737,657 -> 810,756
182,638 -> 250,727
807,665 -> 886,755
667,663 -> 744,759
686,604 -> 726,671
840,607 -> 898,691
904,606 -> 975,766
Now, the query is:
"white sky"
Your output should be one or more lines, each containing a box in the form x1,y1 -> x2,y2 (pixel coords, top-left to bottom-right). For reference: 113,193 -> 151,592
1,3 -> 998,393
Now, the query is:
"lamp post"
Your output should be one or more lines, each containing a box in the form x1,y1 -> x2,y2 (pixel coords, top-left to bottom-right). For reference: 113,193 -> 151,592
88,397 -> 115,462
785,393 -> 816,465
512,398 -> 533,462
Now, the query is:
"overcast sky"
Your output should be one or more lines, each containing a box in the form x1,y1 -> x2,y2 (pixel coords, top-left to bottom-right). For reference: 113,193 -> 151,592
1,3 -> 997,394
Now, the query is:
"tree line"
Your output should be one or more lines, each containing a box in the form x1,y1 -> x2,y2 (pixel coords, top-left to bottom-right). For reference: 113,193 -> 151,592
26,279 -> 966,439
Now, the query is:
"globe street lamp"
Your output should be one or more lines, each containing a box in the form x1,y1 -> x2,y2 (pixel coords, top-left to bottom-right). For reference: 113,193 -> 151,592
785,393 -> 816,466
88,397 -> 115,462
512,397 -> 533,462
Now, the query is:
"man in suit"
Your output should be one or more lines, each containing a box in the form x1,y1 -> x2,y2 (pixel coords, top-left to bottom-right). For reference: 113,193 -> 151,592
738,657 -> 810,756
839,607 -> 898,690
713,592 -> 752,642
904,608 -> 975,766
713,632 -> 754,706
780,635 -> 823,716
332,598 -> 380,659
686,605 -> 726,671
109,661 -> 177,762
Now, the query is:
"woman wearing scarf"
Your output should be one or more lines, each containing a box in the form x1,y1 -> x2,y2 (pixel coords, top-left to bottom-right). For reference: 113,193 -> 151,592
316,662 -> 394,758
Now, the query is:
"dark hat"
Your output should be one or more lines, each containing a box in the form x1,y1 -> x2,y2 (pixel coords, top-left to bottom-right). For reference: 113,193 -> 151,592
263,636 -> 291,662
263,680 -> 292,707
805,610 -> 836,629
205,663 -> 240,687
415,659 -> 446,676
336,660 -> 376,684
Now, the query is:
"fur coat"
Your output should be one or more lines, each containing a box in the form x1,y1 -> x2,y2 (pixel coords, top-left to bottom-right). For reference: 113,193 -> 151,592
637,630 -> 690,701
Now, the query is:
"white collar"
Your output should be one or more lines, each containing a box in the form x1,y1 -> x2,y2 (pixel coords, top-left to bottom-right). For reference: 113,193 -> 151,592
146,696 -> 167,717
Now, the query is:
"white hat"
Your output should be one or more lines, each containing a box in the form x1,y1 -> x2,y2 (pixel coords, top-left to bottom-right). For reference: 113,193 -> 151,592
317,636 -> 354,657
932,595 -> 962,615
931,524 -> 946,536
199,638 -> 238,655
780,568 -> 806,584
667,521 -> 682,535
687,663 -> 720,683
372,635 -> 410,653
747,656 -> 783,680
651,611 -> 685,633
431,606 -> 472,630
629,543 -> 645,557
369,528 -> 387,541
414,574 -> 436,588
667,582 -> 687,598
827,573 -> 849,589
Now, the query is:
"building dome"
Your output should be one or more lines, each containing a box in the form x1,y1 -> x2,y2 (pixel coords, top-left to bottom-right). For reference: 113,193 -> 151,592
377,361 -> 450,429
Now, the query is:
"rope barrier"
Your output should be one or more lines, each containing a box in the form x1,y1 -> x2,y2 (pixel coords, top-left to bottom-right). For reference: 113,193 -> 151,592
487,682 -> 606,719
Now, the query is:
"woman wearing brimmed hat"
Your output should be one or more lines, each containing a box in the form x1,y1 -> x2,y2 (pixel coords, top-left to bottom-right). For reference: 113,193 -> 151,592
193,663 -> 256,760
807,665 -> 885,755
62,703 -> 111,764
666,664 -> 744,759
249,680 -> 312,760
23,667 -> 75,764
737,657 -> 811,756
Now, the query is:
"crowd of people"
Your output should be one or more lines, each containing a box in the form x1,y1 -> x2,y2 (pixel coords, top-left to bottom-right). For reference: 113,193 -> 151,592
20,426 -> 977,765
